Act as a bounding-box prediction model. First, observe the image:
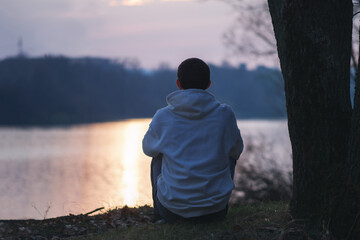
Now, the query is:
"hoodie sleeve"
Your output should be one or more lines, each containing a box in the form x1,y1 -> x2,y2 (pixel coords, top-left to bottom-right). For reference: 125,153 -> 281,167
228,109 -> 244,160
230,127 -> 243,160
142,125 -> 161,158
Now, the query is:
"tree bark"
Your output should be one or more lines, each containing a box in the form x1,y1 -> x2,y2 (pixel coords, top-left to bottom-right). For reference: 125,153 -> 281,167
267,0 -> 353,228
330,27 -> 360,239
345,53 -> 360,237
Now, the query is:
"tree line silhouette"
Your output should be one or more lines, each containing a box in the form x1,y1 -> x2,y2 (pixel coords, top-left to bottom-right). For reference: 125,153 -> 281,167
0,56 -> 286,126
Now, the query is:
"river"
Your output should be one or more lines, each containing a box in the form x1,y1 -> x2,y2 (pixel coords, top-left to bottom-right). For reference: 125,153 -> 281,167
0,119 -> 291,220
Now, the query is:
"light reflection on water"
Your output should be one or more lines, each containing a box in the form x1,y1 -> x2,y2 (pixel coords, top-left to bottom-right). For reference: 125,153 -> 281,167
120,122 -> 142,206
0,119 -> 291,220
0,119 -> 152,220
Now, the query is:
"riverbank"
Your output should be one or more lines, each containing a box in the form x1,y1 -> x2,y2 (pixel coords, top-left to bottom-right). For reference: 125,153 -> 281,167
0,201 -> 327,240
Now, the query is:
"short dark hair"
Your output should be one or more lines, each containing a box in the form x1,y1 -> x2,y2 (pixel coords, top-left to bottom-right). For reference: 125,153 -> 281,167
177,58 -> 210,90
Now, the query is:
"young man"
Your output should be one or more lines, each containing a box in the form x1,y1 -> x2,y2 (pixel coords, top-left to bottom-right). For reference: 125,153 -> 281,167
142,58 -> 243,223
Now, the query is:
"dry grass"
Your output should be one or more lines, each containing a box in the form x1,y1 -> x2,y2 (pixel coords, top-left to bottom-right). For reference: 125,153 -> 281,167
80,202 -> 295,240
1,202 -> 332,239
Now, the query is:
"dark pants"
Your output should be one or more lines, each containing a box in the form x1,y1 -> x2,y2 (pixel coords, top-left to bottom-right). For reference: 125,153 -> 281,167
151,154 -> 236,223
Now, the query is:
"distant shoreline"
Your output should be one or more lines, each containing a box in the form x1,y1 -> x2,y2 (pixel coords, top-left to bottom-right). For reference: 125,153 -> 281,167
0,117 -> 287,128
0,56 -> 287,127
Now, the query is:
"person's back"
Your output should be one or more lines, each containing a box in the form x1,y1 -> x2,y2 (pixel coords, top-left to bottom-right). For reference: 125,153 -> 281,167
142,58 -> 243,223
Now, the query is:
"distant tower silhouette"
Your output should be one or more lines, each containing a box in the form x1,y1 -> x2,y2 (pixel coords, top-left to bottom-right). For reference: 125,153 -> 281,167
17,37 -> 26,57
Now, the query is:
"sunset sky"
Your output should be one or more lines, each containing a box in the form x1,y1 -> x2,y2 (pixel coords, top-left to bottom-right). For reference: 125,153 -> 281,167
0,0 -> 266,69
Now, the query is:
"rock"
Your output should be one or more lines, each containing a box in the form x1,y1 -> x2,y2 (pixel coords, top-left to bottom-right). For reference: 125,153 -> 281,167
78,227 -> 87,234
19,226 -> 26,232
32,236 -> 48,240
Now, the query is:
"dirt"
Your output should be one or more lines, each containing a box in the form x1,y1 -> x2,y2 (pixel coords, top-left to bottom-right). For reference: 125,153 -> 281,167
0,206 -> 153,240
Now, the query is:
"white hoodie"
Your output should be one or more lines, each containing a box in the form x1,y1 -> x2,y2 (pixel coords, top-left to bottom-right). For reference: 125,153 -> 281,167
143,89 -> 243,217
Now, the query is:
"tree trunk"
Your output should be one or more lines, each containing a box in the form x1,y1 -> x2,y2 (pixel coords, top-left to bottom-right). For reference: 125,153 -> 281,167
345,51 -> 360,237
267,0 -> 353,227
330,28 -> 360,239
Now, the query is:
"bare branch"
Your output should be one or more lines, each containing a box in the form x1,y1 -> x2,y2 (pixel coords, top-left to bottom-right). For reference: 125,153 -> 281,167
222,0 -> 277,62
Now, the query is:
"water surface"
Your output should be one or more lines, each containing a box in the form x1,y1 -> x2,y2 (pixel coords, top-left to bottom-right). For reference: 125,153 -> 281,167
0,119 -> 291,219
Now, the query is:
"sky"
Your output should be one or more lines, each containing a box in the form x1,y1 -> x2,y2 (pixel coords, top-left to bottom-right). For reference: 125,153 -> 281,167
0,0 -> 269,69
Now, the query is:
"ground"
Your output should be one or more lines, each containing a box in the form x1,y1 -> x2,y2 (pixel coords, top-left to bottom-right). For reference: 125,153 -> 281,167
0,202 -> 330,240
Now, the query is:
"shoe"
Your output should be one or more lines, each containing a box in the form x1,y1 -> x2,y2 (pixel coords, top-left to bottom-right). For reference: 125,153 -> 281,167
151,213 -> 162,223
155,219 -> 166,224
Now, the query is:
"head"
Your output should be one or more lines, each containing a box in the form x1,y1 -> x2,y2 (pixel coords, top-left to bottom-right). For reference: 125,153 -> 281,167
176,58 -> 211,90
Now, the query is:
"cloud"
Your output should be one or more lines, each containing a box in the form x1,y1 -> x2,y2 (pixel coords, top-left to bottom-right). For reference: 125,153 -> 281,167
108,1 -> 121,6
101,0 -> 121,7
103,0 -> 196,7
121,0 -> 151,6
102,0 -> 149,7
161,0 -> 195,2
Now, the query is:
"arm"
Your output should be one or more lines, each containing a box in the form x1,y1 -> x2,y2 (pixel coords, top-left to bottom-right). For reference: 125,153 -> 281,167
230,129 -> 243,161
227,113 -> 242,179
142,125 -> 161,158
228,110 -> 244,161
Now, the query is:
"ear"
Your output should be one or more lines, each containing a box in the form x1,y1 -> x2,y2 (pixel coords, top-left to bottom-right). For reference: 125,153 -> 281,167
205,80 -> 211,89
176,79 -> 183,90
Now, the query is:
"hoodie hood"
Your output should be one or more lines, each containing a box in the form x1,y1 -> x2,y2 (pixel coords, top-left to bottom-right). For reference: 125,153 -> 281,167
166,89 -> 220,119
